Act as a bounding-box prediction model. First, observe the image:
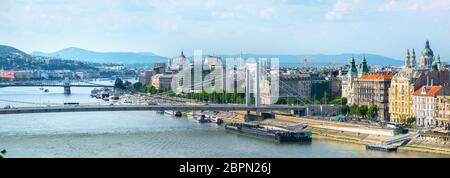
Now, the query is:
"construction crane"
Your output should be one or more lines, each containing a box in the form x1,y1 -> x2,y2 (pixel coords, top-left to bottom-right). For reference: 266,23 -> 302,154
303,57 -> 319,71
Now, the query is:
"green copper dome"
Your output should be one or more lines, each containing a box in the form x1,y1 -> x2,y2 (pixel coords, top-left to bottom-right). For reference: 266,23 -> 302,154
359,56 -> 369,75
348,56 -> 358,74
432,55 -> 441,70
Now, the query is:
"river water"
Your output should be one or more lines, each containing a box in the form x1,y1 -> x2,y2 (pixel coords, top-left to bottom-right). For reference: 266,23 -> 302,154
0,86 -> 446,158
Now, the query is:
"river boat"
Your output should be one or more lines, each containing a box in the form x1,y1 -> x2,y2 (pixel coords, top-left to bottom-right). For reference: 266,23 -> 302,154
225,122 -> 312,143
210,116 -> 224,124
193,114 -> 211,123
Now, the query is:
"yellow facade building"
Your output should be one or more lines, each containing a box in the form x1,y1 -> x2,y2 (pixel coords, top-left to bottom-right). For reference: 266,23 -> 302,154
436,95 -> 450,128
388,68 -> 423,123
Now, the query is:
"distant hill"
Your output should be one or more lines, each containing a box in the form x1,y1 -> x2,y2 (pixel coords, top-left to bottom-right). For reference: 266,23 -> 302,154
217,53 -> 404,66
0,45 -> 98,71
31,47 -> 168,65
0,45 -> 30,58
30,47 -> 404,67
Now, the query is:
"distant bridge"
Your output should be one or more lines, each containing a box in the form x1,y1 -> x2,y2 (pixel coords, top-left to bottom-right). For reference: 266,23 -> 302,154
0,84 -> 112,87
0,80 -> 113,94
0,104 -> 309,115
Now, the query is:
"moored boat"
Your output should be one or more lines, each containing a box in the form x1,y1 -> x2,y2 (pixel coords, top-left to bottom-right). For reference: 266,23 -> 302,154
164,110 -> 182,117
90,88 -> 99,97
210,116 -> 224,124
193,114 -> 211,123
366,144 -> 397,152
225,122 -> 312,143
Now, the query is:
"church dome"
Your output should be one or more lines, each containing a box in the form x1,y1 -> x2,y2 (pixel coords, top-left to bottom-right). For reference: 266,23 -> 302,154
421,40 -> 434,57
173,50 -> 188,63
170,50 -> 190,70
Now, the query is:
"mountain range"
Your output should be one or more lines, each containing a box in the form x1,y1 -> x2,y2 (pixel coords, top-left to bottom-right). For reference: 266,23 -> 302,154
216,54 -> 404,66
31,47 -> 168,65
0,45 -> 30,58
0,45 -> 98,71
0,45 -> 406,67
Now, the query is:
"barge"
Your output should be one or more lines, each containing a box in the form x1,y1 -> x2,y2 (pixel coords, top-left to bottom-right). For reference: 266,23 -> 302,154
366,144 -> 397,152
225,122 -> 312,143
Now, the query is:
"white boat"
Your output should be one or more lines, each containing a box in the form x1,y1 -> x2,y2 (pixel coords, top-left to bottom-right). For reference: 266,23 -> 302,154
210,116 -> 224,124
193,114 -> 211,123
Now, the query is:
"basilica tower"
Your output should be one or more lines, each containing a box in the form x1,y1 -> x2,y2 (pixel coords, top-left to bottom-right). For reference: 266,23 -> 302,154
411,49 -> 416,68
405,49 -> 411,68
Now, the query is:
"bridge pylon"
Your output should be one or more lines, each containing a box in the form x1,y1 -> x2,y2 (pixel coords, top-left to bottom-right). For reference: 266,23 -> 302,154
245,68 -> 251,115
244,61 -> 262,116
255,60 -> 261,116
63,77 -> 71,95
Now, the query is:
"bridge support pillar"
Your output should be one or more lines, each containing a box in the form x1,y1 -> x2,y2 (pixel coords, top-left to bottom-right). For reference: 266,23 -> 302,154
63,77 -> 71,95
64,86 -> 71,95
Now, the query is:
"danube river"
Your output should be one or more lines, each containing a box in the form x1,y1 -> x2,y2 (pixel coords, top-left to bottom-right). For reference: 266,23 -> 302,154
0,86 -> 445,158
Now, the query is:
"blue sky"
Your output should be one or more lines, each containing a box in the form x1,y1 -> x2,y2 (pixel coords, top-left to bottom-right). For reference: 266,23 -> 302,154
0,0 -> 449,60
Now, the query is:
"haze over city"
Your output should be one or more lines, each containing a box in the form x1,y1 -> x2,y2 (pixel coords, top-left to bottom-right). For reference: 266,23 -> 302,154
1,0 -> 450,60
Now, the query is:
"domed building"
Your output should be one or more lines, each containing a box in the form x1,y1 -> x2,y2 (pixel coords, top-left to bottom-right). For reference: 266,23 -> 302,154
419,40 -> 434,68
203,55 -> 222,71
170,50 -> 190,71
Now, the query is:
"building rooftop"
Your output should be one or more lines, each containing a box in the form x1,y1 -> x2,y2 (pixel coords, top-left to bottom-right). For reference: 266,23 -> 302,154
280,73 -> 311,80
413,86 -> 442,96
358,73 -> 394,80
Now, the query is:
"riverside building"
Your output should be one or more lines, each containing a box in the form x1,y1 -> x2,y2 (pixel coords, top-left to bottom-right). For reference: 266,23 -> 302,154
389,40 -> 449,124
413,85 -> 449,127
352,74 -> 394,121
341,56 -> 369,104
436,94 -> 450,128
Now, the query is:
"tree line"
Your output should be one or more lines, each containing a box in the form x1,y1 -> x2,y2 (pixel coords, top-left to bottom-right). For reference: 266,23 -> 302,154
132,82 -> 382,121
337,99 -> 379,121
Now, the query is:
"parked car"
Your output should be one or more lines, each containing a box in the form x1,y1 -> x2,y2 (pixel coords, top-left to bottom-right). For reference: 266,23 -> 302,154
386,122 -> 400,129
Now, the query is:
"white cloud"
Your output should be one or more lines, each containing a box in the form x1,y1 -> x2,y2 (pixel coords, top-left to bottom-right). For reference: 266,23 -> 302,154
326,0 -> 360,20
378,0 -> 398,12
378,0 -> 450,12
259,7 -> 276,19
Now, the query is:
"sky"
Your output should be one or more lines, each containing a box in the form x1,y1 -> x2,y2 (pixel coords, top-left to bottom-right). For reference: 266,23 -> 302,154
0,0 -> 449,60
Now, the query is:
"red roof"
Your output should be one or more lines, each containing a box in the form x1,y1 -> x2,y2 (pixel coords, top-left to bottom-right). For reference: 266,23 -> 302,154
413,86 -> 443,96
0,71 -> 15,79
358,74 -> 394,80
